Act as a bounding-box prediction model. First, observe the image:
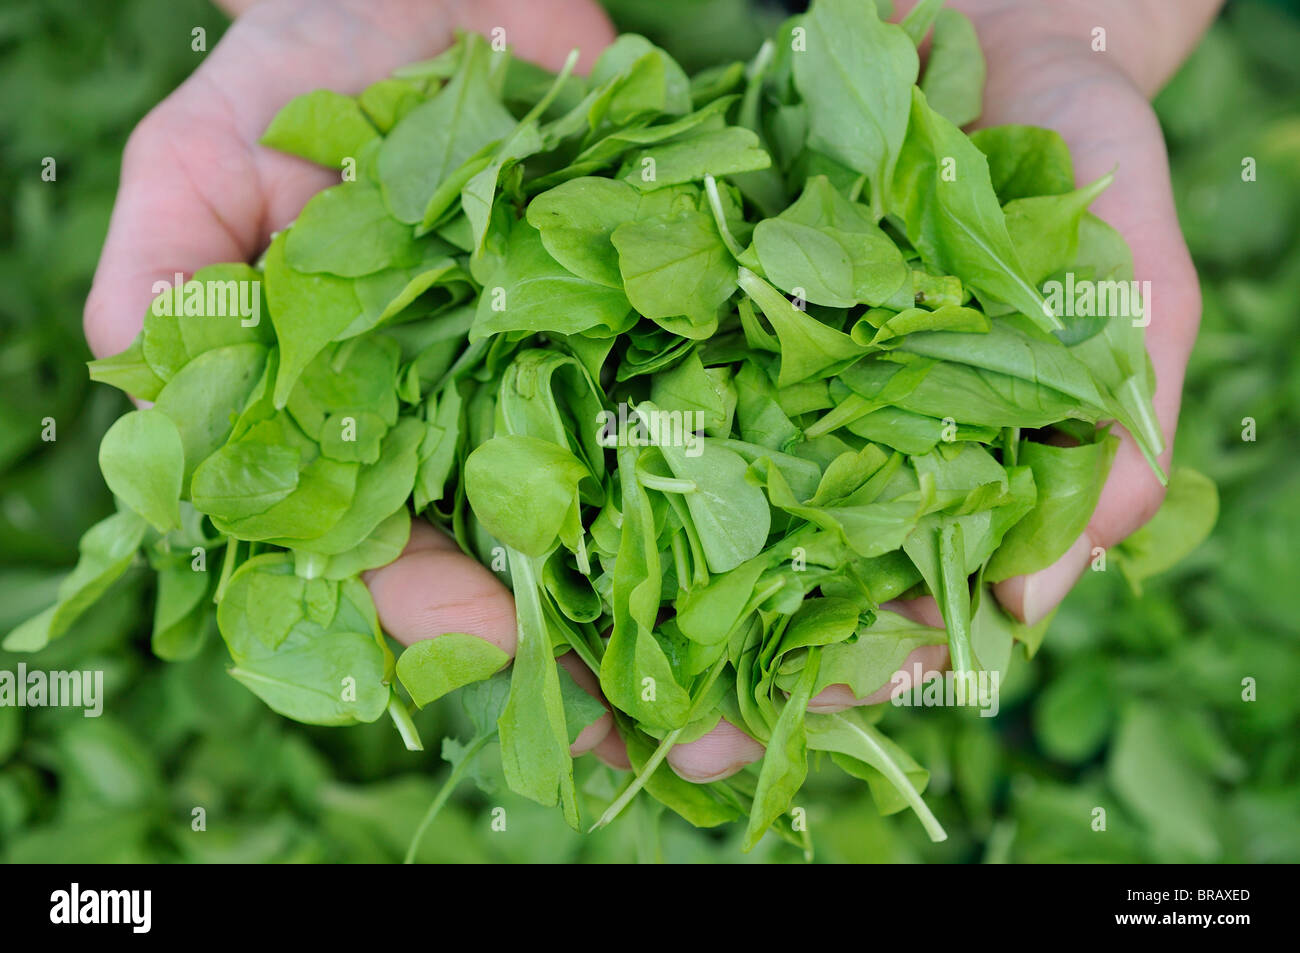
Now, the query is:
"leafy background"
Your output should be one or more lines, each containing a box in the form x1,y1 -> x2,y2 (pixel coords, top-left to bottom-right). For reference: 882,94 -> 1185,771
0,0 -> 1296,862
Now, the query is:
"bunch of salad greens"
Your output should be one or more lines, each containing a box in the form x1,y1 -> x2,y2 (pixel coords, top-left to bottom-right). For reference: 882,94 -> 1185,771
4,0 -> 1213,853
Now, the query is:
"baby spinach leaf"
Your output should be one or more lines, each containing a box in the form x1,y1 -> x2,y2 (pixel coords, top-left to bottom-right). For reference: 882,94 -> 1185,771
473,220 -> 632,339
378,33 -> 516,224
620,127 -> 771,191
1004,173 -> 1113,284
286,182 -> 422,277
190,439 -> 301,521
599,446 -> 692,731
793,0 -> 918,217
919,8 -> 986,128
263,234 -> 362,407
969,125 -> 1075,201
464,434 -> 589,557
613,209 -> 736,331
152,343 -> 267,481
397,633 -> 510,707
98,409 -> 184,532
738,268 -> 865,385
217,555 -> 392,725
2,510 -> 147,652
304,507 -> 411,581
985,435 -> 1118,581
261,89 -> 378,168
87,335 -> 165,401
497,549 -> 580,827
151,554 -> 212,662
655,430 -> 770,573
744,647 -> 820,850
806,708 -> 946,840
1114,467 -> 1218,591
891,88 -> 1057,330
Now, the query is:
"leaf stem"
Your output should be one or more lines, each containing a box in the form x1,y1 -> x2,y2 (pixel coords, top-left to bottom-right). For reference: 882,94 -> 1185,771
387,688 -> 424,752
827,712 -> 947,842
213,536 -> 238,604
703,175 -> 745,260
588,726 -> 683,832
404,732 -> 491,863
588,653 -> 731,831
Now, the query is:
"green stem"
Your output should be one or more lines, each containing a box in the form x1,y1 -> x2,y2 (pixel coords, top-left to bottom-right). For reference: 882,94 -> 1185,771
589,726 -> 683,832
588,653 -> 732,832
703,175 -> 745,260
825,712 -> 947,843
404,732 -> 492,864
387,689 -> 424,752
938,522 -> 974,674
213,536 -> 239,604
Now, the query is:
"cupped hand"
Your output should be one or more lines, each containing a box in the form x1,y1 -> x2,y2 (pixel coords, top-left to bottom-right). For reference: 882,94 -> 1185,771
86,0 -> 1213,786
83,0 -> 622,763
946,0 -> 1215,626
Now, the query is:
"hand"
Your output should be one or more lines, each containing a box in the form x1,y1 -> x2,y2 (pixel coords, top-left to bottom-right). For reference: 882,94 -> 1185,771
83,0 -> 624,764
85,0 -> 1215,786
614,0 -> 1221,781
933,0 -> 1218,624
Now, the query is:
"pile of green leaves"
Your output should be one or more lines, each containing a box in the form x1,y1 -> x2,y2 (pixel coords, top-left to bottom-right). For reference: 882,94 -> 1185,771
5,0 -> 1208,851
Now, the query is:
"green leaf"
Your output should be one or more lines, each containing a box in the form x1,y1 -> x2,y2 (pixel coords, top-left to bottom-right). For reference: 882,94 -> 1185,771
98,409 -> 184,532
261,89 -> 378,168
986,435 -> 1118,581
621,127 -> 771,191
397,633 -> 510,707
3,511 -> 147,652
473,220 -> 632,339
217,555 -> 392,725
1115,467 -> 1218,590
891,88 -> 1057,330
918,9 -> 986,128
464,434 -> 590,557
793,0 -> 918,217
151,343 -> 268,481
806,707 -> 946,840
613,210 -> 736,332
738,268 -> 865,385
378,33 -> 516,224
286,182 -> 423,277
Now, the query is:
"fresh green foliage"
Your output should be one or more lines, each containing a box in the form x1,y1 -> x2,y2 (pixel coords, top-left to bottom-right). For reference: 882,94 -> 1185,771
4,0 -> 1229,860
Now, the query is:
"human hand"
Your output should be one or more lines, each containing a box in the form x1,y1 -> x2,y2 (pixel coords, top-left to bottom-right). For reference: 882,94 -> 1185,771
626,0 -> 1222,782
82,0 -> 623,763
85,0 -> 1217,786
937,0 -> 1219,623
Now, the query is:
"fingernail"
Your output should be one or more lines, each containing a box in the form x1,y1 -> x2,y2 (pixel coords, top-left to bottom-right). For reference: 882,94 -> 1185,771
1018,532 -> 1094,625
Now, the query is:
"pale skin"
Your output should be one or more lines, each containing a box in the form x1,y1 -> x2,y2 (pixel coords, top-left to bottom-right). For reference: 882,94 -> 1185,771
85,0 -> 1220,781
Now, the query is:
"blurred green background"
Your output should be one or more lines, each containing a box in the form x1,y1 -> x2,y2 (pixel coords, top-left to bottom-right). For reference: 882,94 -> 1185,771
0,0 -> 1296,863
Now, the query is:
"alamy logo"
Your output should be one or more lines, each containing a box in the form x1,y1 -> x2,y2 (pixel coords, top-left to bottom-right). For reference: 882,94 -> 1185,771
890,665 -> 1001,717
596,404 -> 706,457
151,271 -> 261,327
50,884 -> 151,933
0,664 -> 103,717
1042,273 -> 1152,328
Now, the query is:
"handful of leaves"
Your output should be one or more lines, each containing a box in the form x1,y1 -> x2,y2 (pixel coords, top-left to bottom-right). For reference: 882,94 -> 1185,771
9,0 -> 1191,851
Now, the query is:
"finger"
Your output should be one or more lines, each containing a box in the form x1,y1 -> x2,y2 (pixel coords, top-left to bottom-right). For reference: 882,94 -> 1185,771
85,0 -> 615,358
365,521 -> 613,756
666,718 -> 764,784
592,727 -> 632,770
363,520 -> 517,654
557,651 -> 614,755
